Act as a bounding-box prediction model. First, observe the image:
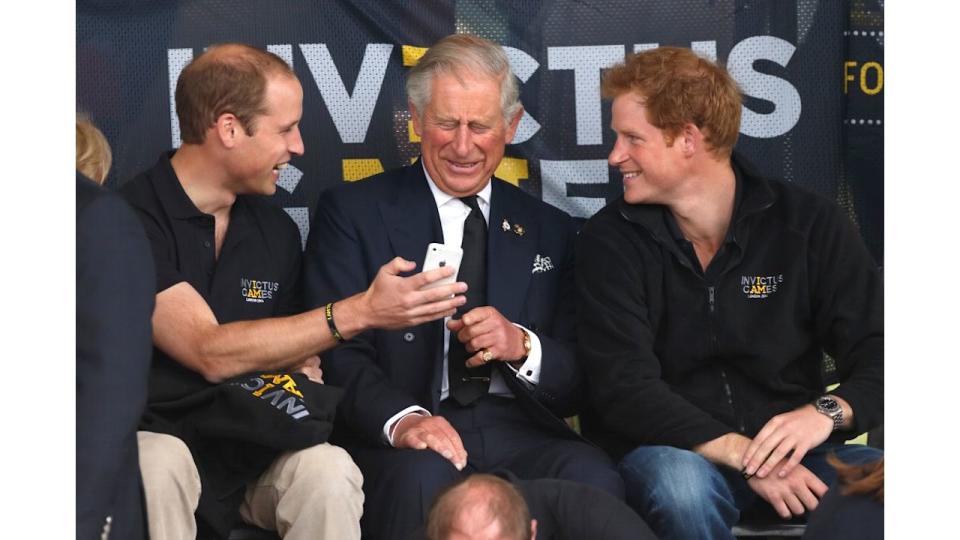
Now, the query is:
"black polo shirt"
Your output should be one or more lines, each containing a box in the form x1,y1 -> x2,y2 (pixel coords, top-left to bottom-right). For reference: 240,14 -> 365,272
120,153 -> 304,410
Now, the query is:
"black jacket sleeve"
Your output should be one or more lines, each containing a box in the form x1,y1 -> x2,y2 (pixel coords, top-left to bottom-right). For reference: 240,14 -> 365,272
76,175 -> 154,540
808,201 -> 884,434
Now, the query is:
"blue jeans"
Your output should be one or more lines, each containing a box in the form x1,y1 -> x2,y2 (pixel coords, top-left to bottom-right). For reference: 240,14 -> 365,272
618,443 -> 882,540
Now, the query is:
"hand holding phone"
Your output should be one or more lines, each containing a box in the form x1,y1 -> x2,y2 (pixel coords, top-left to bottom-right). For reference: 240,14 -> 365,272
421,243 -> 463,290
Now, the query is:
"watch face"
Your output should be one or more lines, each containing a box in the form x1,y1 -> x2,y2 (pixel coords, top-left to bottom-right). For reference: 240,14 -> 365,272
817,397 -> 838,411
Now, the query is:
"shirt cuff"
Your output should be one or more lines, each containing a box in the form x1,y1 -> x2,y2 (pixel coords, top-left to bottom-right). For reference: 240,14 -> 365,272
508,323 -> 542,385
383,406 -> 431,446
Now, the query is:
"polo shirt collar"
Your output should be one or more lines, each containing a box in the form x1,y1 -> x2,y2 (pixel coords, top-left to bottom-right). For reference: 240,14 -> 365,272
152,151 -> 208,220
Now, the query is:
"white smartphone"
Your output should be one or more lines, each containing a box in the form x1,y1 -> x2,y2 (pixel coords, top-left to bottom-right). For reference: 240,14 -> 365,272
420,243 -> 463,290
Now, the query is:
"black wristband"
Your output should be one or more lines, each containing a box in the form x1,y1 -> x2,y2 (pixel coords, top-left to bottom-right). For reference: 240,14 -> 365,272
325,302 -> 345,343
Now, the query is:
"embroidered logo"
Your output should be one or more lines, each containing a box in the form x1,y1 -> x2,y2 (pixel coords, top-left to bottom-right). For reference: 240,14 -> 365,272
233,373 -> 311,420
532,254 -> 554,274
241,277 -> 279,303
741,274 -> 784,299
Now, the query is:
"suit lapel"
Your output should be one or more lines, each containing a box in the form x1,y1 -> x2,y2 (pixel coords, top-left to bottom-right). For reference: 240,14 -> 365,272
377,165 -> 444,266
487,179 -> 535,323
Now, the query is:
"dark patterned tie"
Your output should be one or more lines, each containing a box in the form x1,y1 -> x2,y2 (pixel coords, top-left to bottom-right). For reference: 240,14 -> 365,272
447,195 -> 491,405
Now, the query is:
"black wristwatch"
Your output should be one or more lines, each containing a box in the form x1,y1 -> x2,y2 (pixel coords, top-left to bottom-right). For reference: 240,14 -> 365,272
813,395 -> 844,431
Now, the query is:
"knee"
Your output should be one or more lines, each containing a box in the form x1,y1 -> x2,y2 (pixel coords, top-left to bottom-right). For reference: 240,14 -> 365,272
137,432 -> 199,496
619,446 -> 727,514
287,443 -> 364,499
553,452 -> 624,499
383,449 -> 461,489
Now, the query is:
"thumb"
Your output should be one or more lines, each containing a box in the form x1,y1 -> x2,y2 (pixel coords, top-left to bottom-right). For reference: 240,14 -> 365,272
446,318 -> 464,331
382,256 -> 416,276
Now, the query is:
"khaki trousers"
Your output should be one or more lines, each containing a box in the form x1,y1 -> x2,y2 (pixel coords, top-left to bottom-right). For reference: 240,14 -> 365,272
137,431 -> 363,539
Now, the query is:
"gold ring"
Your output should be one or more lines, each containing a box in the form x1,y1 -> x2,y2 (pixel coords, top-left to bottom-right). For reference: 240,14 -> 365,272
481,350 -> 494,363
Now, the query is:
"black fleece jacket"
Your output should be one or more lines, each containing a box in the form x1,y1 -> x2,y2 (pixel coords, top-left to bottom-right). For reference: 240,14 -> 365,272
576,155 -> 883,460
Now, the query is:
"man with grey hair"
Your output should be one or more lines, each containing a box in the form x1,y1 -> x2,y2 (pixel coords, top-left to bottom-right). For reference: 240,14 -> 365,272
303,34 -> 623,539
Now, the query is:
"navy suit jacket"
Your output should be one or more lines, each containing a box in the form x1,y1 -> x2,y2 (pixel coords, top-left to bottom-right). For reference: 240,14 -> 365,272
303,164 -> 583,445
76,173 -> 153,540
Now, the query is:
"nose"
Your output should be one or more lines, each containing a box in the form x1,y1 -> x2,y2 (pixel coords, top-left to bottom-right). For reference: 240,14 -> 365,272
452,125 -> 472,156
288,126 -> 305,157
608,136 -> 626,167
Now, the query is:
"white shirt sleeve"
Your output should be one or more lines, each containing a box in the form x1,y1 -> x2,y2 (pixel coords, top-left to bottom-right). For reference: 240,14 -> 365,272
382,406 -> 431,446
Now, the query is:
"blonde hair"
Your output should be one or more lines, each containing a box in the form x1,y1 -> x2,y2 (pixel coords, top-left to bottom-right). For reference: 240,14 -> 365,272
76,114 -> 112,184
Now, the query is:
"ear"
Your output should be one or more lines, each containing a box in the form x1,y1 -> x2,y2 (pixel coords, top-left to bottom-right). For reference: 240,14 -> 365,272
214,113 -> 240,148
504,105 -> 524,144
408,101 -> 423,139
680,122 -> 703,157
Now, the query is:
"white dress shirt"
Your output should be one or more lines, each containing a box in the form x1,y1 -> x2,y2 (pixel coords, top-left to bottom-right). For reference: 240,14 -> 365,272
382,164 -> 544,444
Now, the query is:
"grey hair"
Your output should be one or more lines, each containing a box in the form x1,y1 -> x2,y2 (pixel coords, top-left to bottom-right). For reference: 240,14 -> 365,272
406,34 -> 522,123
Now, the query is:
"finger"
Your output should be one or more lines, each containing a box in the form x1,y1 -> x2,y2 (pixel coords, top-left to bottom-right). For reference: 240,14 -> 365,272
398,429 -> 428,450
743,423 -> 776,467
465,350 -> 490,368
459,306 -> 493,326
783,493 -> 805,516
434,421 -> 468,468
747,431 -> 788,475
778,444 -> 809,478
422,281 -> 468,299
427,422 -> 467,470
417,264 -> 457,285
770,497 -> 791,519
757,441 -> 795,478
808,474 -> 829,498
421,431 -> 457,464
384,256 -> 417,276
795,484 -> 820,511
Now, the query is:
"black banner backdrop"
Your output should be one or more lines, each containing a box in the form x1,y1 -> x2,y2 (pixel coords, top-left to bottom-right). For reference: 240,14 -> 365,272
77,0 -> 883,262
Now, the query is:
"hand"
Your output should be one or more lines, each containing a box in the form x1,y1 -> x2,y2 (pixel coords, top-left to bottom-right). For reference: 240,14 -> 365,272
747,461 -> 828,519
392,414 -> 467,470
360,257 -> 468,330
741,405 -> 833,479
446,307 -> 527,367
295,355 -> 323,384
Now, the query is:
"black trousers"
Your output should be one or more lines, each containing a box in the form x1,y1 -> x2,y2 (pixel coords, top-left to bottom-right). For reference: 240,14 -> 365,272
347,395 -> 624,540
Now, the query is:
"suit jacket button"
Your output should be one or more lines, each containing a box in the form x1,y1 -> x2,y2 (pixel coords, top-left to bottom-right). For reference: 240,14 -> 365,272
403,332 -> 415,342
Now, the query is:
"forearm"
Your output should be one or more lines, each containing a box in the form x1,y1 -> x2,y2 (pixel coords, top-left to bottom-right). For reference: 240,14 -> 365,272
693,432 -> 752,470
178,293 -> 371,382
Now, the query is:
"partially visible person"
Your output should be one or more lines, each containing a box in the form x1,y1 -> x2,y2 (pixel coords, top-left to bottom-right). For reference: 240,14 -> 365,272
303,33 -> 622,540
120,43 -> 466,539
425,474 -> 536,540
77,114 -> 153,539
76,114 -> 112,184
803,457 -> 883,539
422,473 -> 656,540
577,46 -> 883,540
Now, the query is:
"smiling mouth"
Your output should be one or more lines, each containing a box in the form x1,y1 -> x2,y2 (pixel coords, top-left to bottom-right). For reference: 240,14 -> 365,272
273,163 -> 289,173
622,171 -> 641,180
447,160 -> 481,172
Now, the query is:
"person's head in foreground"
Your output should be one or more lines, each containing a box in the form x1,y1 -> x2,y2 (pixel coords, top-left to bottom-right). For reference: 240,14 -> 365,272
426,474 -> 537,540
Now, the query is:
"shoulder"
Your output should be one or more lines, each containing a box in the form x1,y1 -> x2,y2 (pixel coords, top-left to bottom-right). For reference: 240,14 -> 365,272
580,197 -> 635,240
493,177 -> 574,226
318,165 -> 412,208
236,196 -> 302,253
77,173 -> 141,232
